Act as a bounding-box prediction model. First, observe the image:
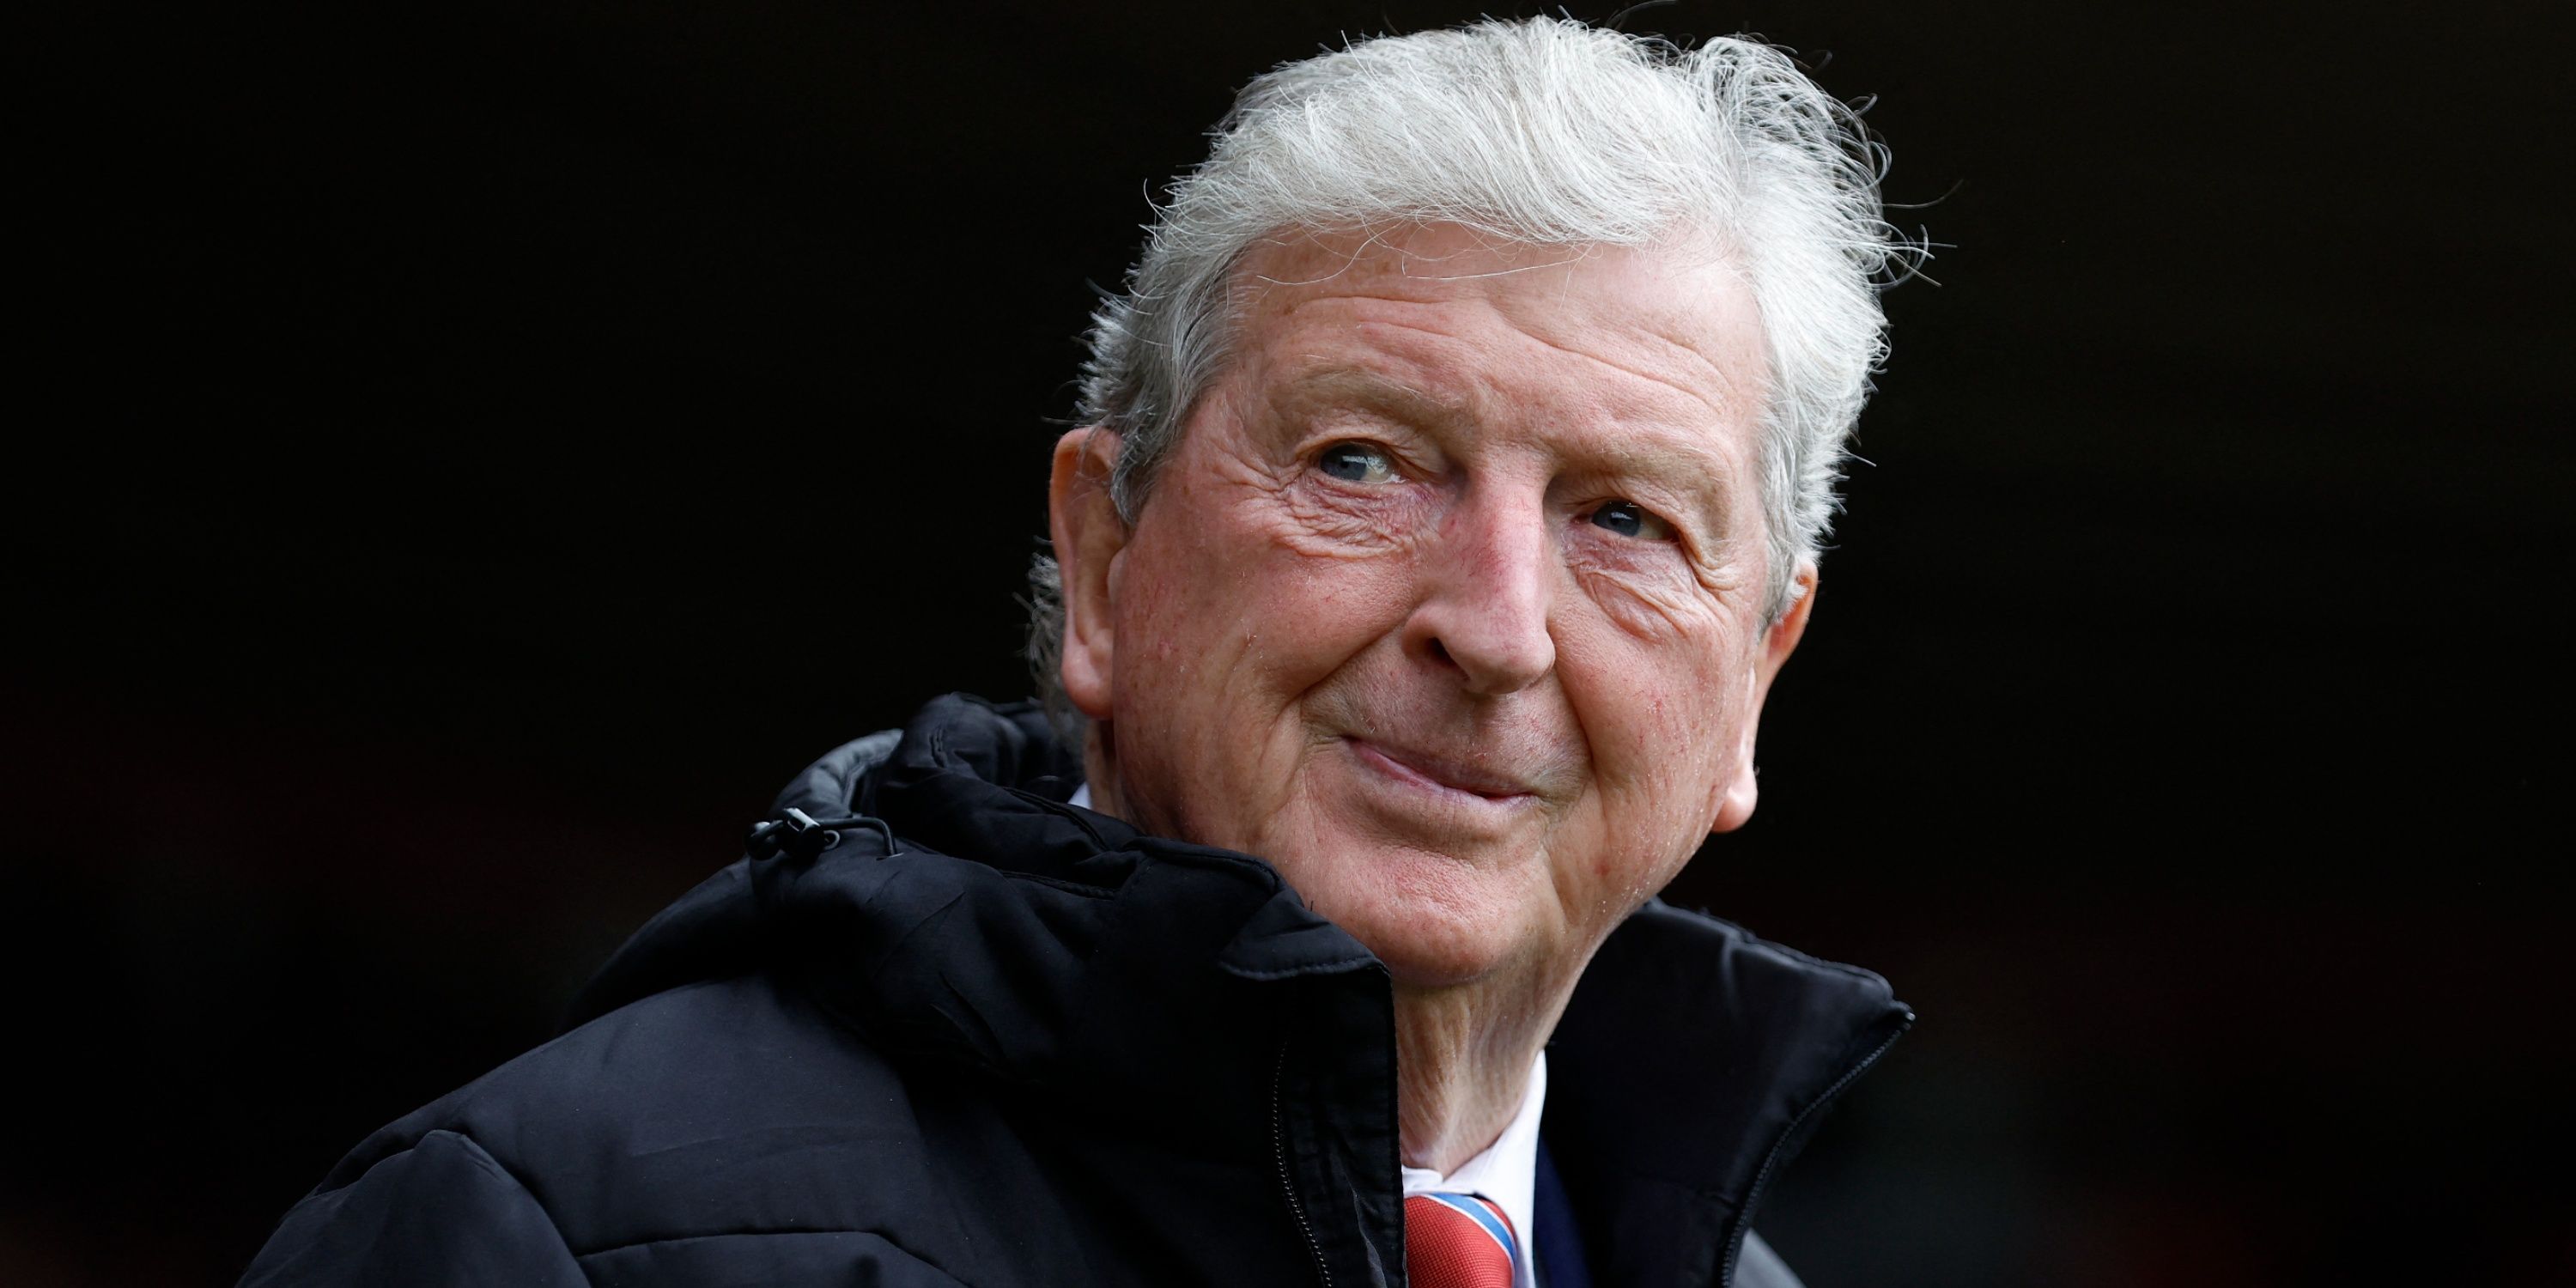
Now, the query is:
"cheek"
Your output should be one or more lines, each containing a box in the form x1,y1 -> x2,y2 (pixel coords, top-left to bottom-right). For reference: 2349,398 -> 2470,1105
1114,477 -> 1418,727
1562,628 -> 1750,837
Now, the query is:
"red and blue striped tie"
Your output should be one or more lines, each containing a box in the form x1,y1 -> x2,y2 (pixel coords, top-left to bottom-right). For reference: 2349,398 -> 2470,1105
1405,1191 -> 1518,1288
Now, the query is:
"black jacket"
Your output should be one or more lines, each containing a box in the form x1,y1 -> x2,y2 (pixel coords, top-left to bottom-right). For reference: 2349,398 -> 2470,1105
241,696 -> 1911,1287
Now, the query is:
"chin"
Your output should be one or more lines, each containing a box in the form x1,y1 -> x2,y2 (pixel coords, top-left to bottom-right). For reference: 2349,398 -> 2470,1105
1276,835 -> 1547,987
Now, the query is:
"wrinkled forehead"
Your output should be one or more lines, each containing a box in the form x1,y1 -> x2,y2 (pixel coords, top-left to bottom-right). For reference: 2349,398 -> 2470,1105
1219,224 -> 1771,443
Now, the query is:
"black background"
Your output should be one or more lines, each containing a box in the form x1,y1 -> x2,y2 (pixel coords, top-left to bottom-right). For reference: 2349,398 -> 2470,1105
10,1 -> 2570,1284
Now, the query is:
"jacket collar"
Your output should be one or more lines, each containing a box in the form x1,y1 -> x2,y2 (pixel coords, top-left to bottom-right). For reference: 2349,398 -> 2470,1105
1547,902 -> 1912,1284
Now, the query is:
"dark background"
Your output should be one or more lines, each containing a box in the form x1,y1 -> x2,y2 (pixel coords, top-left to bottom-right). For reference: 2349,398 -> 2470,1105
10,1 -> 2569,1284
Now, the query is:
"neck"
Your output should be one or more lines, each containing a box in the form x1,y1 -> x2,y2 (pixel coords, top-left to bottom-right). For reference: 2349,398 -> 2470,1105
1392,964 -> 1574,1174
1082,726 -> 1129,817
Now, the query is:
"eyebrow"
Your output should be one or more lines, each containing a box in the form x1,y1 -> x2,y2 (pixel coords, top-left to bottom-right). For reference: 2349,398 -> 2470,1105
1268,365 -> 1469,428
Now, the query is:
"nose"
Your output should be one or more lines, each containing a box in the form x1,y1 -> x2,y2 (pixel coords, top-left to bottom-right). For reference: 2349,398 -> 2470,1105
1402,485 -> 1557,696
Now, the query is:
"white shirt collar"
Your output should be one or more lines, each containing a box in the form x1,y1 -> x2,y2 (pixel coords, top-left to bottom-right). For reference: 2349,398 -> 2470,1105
1072,781 -> 1546,1285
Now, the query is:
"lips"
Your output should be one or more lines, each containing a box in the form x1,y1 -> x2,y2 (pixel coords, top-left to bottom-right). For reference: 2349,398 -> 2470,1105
1344,736 -> 1540,803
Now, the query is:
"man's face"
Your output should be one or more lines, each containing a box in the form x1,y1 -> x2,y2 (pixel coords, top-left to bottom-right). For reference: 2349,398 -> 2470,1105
1056,224 -> 1808,988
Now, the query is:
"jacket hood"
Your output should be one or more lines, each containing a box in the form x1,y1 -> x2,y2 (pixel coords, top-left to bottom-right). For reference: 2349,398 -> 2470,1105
568,693 -> 1911,1285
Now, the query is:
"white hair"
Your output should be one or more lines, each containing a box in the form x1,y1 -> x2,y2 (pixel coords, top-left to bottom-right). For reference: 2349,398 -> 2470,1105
1030,16 -> 1916,733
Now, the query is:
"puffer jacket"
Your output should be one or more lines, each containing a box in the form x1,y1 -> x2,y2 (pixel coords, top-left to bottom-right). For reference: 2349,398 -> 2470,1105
240,695 -> 1911,1286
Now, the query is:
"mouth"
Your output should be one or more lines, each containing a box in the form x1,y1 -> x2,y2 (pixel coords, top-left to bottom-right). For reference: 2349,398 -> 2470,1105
1342,736 -> 1540,806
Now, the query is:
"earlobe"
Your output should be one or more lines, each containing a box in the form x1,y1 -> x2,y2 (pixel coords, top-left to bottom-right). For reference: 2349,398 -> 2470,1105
1710,564 -> 1819,835
1048,428 -> 1127,722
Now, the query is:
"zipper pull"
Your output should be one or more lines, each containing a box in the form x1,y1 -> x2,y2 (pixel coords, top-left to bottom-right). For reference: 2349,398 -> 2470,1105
747,807 -> 899,861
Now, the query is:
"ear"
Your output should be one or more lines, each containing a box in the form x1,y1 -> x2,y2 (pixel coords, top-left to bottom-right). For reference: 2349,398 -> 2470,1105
1048,428 -> 1127,722
1710,562 -> 1818,835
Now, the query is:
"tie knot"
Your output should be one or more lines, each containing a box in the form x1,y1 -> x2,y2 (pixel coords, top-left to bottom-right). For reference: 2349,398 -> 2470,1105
1404,1191 -> 1518,1288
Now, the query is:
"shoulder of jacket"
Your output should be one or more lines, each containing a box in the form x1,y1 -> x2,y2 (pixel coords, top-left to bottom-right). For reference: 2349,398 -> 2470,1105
248,1125 -> 975,1288
320,972 -> 914,1194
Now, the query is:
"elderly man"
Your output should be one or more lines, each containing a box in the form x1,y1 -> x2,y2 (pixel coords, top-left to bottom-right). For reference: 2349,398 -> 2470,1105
244,18 -> 1911,1288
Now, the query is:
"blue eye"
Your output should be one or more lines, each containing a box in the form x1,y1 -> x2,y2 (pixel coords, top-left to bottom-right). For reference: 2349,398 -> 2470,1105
1319,443 -> 1396,483
1589,501 -> 1671,540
